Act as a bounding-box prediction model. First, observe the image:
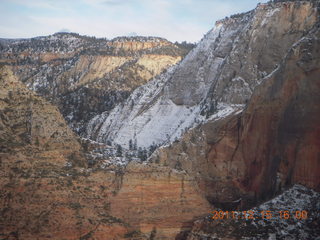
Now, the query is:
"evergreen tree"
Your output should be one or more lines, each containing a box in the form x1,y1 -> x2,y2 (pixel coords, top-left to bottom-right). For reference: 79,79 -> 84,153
138,147 -> 147,161
148,143 -> 157,156
116,144 -> 122,157
133,138 -> 137,150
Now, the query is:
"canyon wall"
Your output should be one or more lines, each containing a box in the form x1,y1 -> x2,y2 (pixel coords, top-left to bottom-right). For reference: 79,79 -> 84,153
0,34 -> 189,134
151,23 -> 320,209
1,1 -> 319,239
0,67 -> 211,239
86,0 -> 319,150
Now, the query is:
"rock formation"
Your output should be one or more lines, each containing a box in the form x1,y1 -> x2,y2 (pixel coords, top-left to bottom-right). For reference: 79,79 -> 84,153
86,0 -> 319,151
0,66 -> 85,166
0,33 -> 191,134
0,0 -> 319,239
186,185 -> 320,239
0,67 -> 211,239
151,11 -> 320,209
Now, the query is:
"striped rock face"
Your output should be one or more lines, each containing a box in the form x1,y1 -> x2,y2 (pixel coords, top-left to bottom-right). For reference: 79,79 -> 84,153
0,34 -> 189,134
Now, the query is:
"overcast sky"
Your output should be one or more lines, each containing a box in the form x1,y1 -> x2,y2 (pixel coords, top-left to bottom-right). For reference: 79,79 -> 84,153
0,0 -> 268,42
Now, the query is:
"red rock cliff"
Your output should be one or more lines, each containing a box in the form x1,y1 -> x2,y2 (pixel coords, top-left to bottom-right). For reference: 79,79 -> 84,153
152,25 -> 320,209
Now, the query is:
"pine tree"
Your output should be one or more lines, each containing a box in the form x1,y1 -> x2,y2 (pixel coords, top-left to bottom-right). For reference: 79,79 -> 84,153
138,147 -> 147,161
133,138 -> 137,150
116,144 -> 122,157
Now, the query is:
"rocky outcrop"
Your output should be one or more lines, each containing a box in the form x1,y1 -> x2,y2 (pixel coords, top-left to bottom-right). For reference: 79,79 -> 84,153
151,23 -> 320,209
186,185 -> 320,240
107,36 -> 172,51
0,66 -> 85,166
1,1 -> 319,239
0,33 -> 190,134
109,163 -> 211,239
0,162 -> 211,240
0,67 -> 211,239
233,26 -> 320,197
86,0 -> 319,149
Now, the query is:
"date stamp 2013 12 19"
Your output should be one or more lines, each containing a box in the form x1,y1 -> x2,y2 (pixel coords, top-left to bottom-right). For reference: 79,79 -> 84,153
211,210 -> 308,220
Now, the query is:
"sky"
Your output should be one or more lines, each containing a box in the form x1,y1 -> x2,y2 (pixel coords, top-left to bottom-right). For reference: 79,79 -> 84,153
0,0 -> 268,43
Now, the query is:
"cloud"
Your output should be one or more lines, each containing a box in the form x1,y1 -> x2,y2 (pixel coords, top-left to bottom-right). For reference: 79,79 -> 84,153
58,28 -> 71,33
102,0 -> 133,6
0,0 -> 269,42
82,0 -> 133,7
8,0 -> 66,11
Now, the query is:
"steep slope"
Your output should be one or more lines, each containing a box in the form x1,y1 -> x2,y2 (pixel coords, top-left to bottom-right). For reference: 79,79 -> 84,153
0,65 -> 85,167
151,22 -> 320,210
0,66 -> 211,239
87,0 -> 319,149
0,33 -> 191,134
1,1 -> 319,239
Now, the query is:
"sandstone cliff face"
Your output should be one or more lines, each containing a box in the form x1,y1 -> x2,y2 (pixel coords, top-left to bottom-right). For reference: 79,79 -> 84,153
1,162 -> 211,240
86,0 -> 319,149
0,66 -> 85,166
109,163 -> 211,239
150,114 -> 243,207
0,67 -> 211,239
151,23 -> 320,209
0,33 -> 189,134
107,36 -> 172,51
234,26 -> 320,197
1,1 -> 320,239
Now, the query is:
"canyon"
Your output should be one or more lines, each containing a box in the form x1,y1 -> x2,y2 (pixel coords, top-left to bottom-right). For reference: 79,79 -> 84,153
0,0 -> 319,239
0,34 -> 191,134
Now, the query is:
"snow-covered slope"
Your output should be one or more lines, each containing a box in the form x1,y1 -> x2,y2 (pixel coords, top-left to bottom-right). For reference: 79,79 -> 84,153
86,62 -> 243,148
1,33 -> 191,135
85,14 -> 248,148
86,1 -> 319,149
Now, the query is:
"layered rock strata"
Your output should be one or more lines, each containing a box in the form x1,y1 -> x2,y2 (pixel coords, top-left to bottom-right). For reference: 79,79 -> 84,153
0,67 -> 211,239
0,34 -> 190,134
151,23 -> 320,209
86,0 -> 319,150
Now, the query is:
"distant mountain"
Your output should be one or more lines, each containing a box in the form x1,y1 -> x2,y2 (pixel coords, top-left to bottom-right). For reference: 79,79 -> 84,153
86,0 -> 319,150
0,32 -> 193,134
